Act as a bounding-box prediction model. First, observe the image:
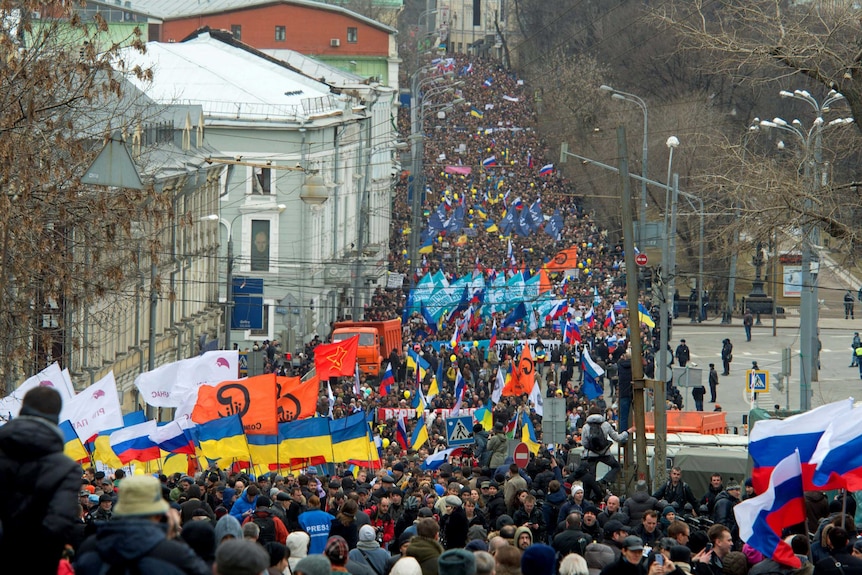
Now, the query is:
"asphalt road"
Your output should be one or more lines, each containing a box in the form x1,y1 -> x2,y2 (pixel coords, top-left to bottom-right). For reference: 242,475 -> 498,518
664,316 -> 861,431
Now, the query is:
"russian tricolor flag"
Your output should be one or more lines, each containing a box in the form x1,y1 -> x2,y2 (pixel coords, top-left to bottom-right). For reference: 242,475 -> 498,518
489,318 -> 498,347
453,369 -> 467,416
483,77 -> 493,87
395,416 -> 409,450
109,420 -> 160,464
539,163 -> 554,176
749,397 -> 854,493
380,362 -> 395,397
150,420 -> 196,455
584,307 -> 596,328
564,319 -> 580,345
604,307 -> 616,328
483,155 -> 498,169
734,451 -> 806,568
810,404 -> 862,490
549,299 -> 568,320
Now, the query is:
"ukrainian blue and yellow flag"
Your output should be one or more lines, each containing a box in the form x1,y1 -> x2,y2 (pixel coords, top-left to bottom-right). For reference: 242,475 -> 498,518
278,417 -> 333,461
522,415 -> 541,455
407,349 -> 430,379
637,303 -> 656,328
248,433 -> 280,468
470,106 -> 484,119
473,404 -> 493,432
193,414 -> 250,462
60,419 -> 89,463
330,412 -> 371,463
410,415 -> 429,451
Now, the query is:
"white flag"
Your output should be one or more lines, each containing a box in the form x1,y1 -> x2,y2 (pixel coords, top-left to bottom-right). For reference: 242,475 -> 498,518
60,372 -> 123,442
135,350 -> 239,408
4,363 -> 75,418
529,379 -> 544,417
492,367 -> 505,404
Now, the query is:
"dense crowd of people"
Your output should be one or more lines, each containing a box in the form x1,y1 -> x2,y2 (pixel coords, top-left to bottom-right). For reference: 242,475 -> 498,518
5,55 -> 860,575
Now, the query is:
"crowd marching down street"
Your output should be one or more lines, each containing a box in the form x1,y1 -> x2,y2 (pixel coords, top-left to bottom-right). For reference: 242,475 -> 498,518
3,54 -> 862,575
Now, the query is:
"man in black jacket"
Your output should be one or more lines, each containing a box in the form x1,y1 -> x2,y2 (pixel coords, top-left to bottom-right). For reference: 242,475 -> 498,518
0,387 -> 83,574
653,466 -> 698,511
553,512 -> 591,558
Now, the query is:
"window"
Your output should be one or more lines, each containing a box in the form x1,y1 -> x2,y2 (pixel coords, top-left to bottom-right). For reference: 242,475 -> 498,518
253,166 -> 271,195
231,24 -> 241,40
249,304 -> 270,337
250,220 -> 271,272
347,27 -> 358,43
472,0 -> 481,26
275,26 -> 286,42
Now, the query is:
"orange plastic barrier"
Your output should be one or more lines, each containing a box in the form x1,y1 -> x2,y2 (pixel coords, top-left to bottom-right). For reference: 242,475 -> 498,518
644,411 -> 727,435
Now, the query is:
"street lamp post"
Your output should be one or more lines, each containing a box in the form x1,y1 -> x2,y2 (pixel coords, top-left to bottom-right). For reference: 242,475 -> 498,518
407,69 -> 461,288
758,88 -> 853,410
601,85 -> 649,249
658,136 -> 679,387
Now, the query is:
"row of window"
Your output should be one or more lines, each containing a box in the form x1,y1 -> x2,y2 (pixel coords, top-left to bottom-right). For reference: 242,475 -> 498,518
229,25 -> 358,43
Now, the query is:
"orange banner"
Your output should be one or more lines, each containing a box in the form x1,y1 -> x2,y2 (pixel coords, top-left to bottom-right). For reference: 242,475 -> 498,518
503,346 -> 535,397
276,374 -> 320,423
545,245 -> 579,272
192,374 -> 278,435
314,335 -> 359,379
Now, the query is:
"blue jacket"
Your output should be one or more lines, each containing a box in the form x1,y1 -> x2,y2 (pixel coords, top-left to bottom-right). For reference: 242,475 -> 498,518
298,509 -> 335,555
229,489 -> 257,522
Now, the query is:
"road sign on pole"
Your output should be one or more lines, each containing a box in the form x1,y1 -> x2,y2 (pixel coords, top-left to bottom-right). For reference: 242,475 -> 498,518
513,442 -> 530,469
445,415 -> 475,446
746,370 -> 769,393
635,253 -> 649,266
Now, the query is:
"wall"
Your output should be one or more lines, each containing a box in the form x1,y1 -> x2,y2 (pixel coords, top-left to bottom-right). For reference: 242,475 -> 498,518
159,4 -> 390,56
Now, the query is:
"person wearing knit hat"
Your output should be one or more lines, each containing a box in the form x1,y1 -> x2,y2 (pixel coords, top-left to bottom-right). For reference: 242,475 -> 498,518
521,544 -> 556,575
215,514 -> 244,546
214,539 -> 270,575
443,494 -> 469,550
438,548 -> 477,575
465,539 -> 488,552
349,525 -> 389,575
324,535 -> 350,568
294,555 -> 332,575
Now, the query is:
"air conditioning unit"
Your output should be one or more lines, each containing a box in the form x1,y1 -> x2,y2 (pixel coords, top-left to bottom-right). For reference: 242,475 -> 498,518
330,38 -> 341,47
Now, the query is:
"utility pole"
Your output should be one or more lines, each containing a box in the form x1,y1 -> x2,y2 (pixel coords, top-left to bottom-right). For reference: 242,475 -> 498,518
617,126 -> 649,485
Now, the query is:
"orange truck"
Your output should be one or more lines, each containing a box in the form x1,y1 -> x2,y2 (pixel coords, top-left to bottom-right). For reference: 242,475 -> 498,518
331,318 -> 402,378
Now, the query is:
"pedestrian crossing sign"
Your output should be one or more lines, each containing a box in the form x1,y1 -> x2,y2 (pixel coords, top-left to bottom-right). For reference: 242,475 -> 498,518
746,370 -> 769,393
446,415 -> 475,446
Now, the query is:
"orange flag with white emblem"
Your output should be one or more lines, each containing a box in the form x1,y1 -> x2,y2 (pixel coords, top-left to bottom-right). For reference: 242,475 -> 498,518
191,373 -> 278,435
314,335 -> 359,380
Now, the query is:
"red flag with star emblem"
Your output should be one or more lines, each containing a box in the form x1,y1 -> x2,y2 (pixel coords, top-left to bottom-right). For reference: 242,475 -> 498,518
314,335 -> 359,380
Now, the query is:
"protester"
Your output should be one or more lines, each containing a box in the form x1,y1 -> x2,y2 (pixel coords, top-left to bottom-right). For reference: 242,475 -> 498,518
0,387 -> 83,574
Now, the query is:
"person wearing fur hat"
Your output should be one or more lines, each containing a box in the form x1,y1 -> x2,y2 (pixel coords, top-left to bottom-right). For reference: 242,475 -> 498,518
0,387 -> 83,574
74,475 -> 209,575
391,557 -> 425,575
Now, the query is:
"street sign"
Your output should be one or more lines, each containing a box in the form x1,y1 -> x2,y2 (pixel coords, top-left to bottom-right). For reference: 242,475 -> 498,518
542,397 -> 568,445
635,253 -> 649,267
746,370 -> 769,393
445,415 -> 474,446
513,442 -> 530,469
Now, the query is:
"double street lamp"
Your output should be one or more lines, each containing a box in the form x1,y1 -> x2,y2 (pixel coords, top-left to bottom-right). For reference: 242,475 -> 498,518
757,89 -> 852,410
